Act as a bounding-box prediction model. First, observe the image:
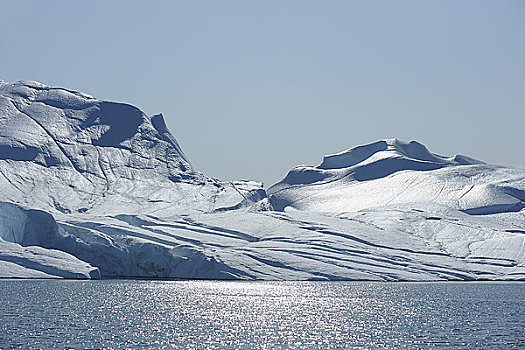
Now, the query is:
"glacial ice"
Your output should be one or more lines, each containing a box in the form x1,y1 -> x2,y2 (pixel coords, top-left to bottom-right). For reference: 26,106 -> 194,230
0,80 -> 524,280
0,202 -> 100,279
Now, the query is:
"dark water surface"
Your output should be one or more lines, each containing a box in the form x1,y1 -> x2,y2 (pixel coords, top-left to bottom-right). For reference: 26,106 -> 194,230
0,280 -> 523,349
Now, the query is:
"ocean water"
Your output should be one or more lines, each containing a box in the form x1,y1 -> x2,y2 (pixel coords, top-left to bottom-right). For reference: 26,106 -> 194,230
0,280 -> 523,349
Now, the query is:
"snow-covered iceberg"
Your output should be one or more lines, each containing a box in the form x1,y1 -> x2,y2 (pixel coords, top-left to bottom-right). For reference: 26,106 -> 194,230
0,202 -> 100,279
268,138 -> 524,214
1,80 -> 524,280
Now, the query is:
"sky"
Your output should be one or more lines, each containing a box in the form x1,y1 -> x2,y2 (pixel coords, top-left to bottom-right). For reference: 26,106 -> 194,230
1,1 -> 524,186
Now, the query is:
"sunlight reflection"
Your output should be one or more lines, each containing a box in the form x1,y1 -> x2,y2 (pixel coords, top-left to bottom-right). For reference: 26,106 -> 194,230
1,280 -> 524,349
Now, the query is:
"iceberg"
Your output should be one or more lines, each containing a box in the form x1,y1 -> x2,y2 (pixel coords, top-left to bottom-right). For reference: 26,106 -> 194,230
1,80 -> 524,280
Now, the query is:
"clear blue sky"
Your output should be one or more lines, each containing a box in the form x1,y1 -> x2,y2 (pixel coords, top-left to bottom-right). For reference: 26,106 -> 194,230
1,1 -> 524,186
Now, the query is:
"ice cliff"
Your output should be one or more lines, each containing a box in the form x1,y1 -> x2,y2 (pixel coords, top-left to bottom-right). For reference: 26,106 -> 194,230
1,80 -> 524,280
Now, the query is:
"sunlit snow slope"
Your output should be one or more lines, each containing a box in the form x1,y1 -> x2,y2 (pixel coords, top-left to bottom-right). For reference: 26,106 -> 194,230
1,80 -> 524,280
268,139 -> 525,215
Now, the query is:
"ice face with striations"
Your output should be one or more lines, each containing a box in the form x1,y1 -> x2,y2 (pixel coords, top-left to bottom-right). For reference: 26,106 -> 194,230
0,80 -> 258,216
1,80 -> 524,280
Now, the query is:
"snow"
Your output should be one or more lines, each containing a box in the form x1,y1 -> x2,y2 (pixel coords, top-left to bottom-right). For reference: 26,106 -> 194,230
1,80 -> 524,280
318,139 -> 482,171
0,201 -> 100,279
267,139 -> 523,213
0,239 -> 100,279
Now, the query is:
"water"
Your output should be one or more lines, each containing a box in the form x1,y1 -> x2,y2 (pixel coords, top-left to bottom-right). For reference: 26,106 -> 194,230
0,280 -> 523,349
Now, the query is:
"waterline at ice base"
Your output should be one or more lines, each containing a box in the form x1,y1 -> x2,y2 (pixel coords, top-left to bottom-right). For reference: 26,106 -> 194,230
1,80 -> 524,280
